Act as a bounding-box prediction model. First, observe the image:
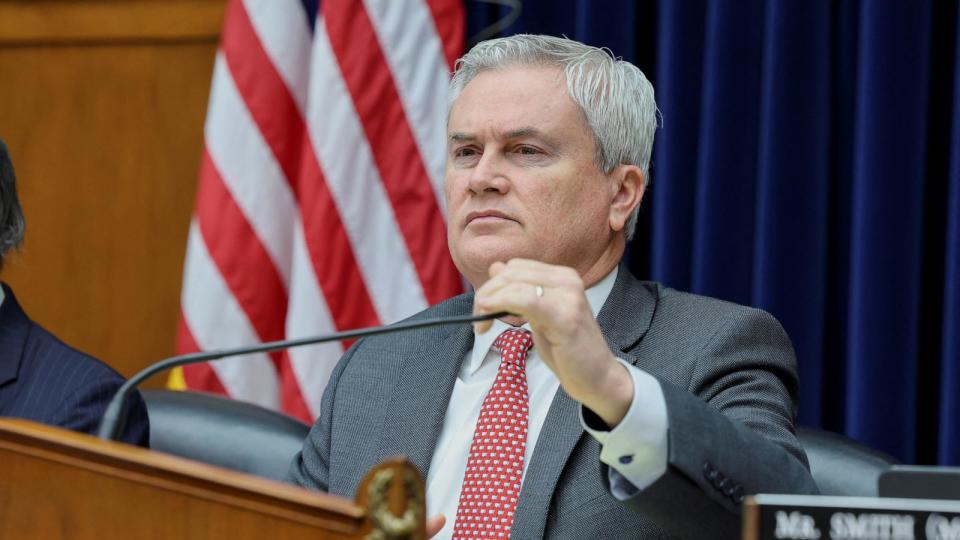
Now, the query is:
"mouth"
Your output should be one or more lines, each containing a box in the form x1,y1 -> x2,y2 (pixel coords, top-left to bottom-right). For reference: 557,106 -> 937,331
465,209 -> 516,226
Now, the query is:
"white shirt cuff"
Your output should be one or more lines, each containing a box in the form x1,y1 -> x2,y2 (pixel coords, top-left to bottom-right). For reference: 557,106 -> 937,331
579,359 -> 669,498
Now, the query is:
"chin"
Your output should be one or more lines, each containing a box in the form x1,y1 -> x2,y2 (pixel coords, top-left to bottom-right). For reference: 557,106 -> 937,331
452,237 -> 534,282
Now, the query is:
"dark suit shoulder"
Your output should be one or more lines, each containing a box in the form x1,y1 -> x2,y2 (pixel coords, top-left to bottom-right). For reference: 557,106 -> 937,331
613,278 -> 796,404
23,321 -> 125,382
642,282 -> 790,347
403,290 -> 474,320
0,288 -> 149,446
653,282 -> 772,319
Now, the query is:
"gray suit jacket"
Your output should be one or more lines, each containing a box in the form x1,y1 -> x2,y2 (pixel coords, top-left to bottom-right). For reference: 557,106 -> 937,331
289,268 -> 818,538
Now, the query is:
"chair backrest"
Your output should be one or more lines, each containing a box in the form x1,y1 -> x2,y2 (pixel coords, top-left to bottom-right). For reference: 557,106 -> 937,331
142,393 -> 897,493
142,389 -> 311,482
797,426 -> 899,496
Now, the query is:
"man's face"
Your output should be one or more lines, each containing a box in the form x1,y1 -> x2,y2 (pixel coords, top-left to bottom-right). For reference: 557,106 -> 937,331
445,65 -> 619,287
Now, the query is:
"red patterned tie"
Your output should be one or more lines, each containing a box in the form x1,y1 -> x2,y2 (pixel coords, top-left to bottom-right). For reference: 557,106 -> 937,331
452,328 -> 534,540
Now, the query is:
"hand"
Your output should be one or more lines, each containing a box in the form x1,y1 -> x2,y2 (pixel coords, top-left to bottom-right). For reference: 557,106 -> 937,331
426,514 -> 446,538
473,259 -> 634,426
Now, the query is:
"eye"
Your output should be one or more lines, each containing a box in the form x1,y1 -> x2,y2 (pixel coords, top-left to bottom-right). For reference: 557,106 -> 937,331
454,146 -> 479,158
515,145 -> 540,155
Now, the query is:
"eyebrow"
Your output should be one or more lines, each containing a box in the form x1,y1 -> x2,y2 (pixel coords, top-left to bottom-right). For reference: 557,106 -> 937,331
448,127 -> 548,144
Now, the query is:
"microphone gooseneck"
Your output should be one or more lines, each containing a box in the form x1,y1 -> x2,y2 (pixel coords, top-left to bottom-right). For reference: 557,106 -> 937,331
97,311 -> 511,441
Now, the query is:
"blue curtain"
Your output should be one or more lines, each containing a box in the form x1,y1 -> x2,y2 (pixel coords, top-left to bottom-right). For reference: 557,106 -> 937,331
466,0 -> 960,466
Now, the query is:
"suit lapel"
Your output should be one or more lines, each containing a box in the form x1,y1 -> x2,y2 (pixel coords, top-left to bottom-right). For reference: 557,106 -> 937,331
371,311 -> 475,479
511,384 -> 581,538
0,284 -> 27,385
512,267 -> 657,538
595,266 -> 657,358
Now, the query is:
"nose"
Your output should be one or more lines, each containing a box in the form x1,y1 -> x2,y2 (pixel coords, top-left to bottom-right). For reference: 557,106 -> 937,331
467,150 -> 510,195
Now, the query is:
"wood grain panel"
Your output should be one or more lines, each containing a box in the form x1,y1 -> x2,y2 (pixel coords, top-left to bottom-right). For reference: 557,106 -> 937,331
0,1 -> 224,385
0,0 -> 225,44
0,419 -> 372,538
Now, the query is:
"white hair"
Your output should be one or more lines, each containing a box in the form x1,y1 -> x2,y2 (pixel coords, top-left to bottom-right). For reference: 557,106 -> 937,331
448,34 -> 658,239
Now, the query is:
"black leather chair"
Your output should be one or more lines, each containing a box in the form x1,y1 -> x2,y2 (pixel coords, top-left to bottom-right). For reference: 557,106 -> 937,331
142,389 -> 311,482
144,391 -> 897,494
797,426 -> 899,496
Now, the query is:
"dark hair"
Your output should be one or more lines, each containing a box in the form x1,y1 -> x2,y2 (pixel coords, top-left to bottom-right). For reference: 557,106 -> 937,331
0,139 -> 25,271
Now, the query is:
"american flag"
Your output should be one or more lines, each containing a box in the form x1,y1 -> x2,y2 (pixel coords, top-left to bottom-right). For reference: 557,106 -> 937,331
173,0 -> 465,423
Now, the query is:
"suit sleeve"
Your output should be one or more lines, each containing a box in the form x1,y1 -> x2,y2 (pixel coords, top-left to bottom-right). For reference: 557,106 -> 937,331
51,374 -> 150,447
599,307 -> 819,539
287,340 -> 362,490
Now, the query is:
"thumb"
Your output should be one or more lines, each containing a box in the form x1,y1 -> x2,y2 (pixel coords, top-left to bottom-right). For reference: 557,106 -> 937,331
426,514 -> 447,538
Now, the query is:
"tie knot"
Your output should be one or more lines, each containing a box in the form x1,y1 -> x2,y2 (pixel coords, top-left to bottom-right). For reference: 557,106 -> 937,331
494,329 -> 533,368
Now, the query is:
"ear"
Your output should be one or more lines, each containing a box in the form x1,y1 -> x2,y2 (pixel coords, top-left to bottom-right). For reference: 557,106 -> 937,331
608,164 -> 645,233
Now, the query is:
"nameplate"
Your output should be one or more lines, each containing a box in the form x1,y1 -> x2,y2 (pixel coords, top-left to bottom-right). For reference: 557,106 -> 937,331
742,494 -> 960,540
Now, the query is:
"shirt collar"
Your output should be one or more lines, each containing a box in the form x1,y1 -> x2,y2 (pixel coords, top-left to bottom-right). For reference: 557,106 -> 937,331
465,265 -> 619,376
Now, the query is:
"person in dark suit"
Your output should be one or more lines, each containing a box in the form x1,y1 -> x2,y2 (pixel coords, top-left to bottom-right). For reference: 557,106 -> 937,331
289,35 -> 817,538
0,139 -> 148,446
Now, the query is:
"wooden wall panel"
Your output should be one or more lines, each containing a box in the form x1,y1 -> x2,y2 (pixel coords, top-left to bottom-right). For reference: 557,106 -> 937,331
0,0 -> 225,43
0,1 -> 224,386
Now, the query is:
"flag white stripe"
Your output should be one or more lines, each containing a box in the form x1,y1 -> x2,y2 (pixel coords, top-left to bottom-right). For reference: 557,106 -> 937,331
181,221 -> 280,408
242,0 -> 313,113
305,21 -> 429,323
285,219 -> 344,415
205,53 -> 297,285
363,0 -> 452,214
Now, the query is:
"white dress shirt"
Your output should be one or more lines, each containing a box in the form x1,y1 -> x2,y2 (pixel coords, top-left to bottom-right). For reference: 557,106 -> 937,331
426,267 -> 670,538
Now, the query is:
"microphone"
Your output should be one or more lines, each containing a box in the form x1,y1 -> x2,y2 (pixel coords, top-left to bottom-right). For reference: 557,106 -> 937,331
97,311 -> 510,441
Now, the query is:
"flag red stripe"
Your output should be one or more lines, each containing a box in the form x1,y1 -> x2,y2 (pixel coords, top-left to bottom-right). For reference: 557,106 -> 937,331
222,0 -> 304,193
194,150 -> 314,414
323,0 -> 463,305
221,0 -> 381,332
424,0 -> 465,71
196,149 -> 288,343
177,314 -> 230,396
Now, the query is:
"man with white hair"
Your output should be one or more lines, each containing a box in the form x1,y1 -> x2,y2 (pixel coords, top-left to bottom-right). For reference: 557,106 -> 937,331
290,35 -> 817,539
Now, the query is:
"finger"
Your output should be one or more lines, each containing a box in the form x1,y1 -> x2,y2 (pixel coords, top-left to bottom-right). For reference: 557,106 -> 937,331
473,261 -> 526,332
481,265 -> 581,304
473,312 -> 494,334
476,270 -> 548,306
472,292 -> 503,334
477,280 -> 579,329
476,281 -> 538,319
474,259 -> 585,335
426,514 -> 447,538
488,260 -> 507,277
495,257 -> 567,275
479,260 -> 582,298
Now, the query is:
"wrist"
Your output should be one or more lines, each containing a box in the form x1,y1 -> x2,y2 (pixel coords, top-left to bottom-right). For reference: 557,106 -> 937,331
581,359 -> 634,428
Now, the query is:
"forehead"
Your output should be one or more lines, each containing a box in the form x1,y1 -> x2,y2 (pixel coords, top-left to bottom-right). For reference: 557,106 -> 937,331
448,65 -> 588,138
